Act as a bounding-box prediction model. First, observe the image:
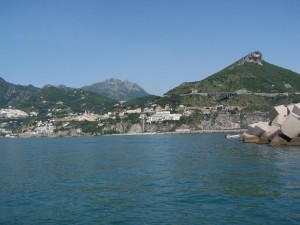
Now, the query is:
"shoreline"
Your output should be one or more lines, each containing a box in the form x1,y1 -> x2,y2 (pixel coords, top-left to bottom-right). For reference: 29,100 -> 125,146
112,129 -> 246,136
1,129 -> 246,139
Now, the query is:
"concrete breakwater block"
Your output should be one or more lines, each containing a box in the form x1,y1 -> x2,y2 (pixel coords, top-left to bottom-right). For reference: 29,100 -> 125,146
240,133 -> 260,143
242,103 -> 300,146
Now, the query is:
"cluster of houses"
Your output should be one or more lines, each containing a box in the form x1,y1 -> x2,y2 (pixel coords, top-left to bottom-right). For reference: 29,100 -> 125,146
144,111 -> 182,123
0,104 -> 184,137
52,105 -> 182,123
0,108 -> 29,119
240,103 -> 300,146
187,88 -> 290,98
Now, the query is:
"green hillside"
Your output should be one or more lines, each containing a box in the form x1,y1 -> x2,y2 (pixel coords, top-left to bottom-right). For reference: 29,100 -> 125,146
0,76 -> 118,114
19,87 -> 118,114
0,77 -> 38,107
163,52 -> 300,112
167,52 -> 300,95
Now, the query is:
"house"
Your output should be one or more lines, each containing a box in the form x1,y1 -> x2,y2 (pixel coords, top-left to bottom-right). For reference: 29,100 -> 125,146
146,111 -> 182,123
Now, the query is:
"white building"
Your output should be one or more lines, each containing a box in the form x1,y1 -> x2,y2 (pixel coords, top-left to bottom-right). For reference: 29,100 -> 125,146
146,111 -> 182,123
126,108 -> 142,114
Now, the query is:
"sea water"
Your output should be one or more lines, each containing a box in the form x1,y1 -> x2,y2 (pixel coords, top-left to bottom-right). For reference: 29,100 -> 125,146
0,133 -> 300,224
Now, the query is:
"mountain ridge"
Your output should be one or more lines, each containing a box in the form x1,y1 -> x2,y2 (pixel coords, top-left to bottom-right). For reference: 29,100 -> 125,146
0,77 -> 39,107
82,78 -> 151,101
166,51 -> 300,95
0,77 -> 118,113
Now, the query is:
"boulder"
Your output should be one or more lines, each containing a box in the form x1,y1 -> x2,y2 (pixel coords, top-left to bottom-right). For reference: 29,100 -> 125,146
261,125 -> 280,141
257,135 -> 270,144
242,133 -> 260,143
292,103 -> 300,116
291,103 -> 300,119
270,114 -> 287,127
281,114 -> 300,139
246,121 -> 270,137
270,134 -> 290,146
290,137 -> 300,146
268,105 -> 288,122
242,103 -> 300,146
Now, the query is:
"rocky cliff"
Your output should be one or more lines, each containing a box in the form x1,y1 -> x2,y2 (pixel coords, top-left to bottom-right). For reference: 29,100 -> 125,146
100,111 -> 267,134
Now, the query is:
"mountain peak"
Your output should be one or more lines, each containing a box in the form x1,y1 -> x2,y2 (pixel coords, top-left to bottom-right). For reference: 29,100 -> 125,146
43,84 -> 73,91
228,51 -> 263,70
82,78 -> 150,101
166,51 -> 300,95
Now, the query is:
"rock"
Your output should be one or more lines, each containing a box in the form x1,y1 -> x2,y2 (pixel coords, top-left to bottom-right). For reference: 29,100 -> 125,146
261,125 -> 280,142
241,133 -> 260,143
270,114 -> 287,127
228,51 -> 263,70
268,105 -> 288,121
257,135 -> 270,144
128,124 -> 143,133
243,103 -> 300,146
270,134 -> 290,146
291,103 -> 300,118
281,114 -> 300,139
290,137 -> 300,146
247,121 -> 270,137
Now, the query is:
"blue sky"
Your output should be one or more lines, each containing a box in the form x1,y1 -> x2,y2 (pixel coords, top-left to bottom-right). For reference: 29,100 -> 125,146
1,0 -> 300,96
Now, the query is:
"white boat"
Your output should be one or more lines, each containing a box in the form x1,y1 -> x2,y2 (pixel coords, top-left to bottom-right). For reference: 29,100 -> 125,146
225,134 -> 241,139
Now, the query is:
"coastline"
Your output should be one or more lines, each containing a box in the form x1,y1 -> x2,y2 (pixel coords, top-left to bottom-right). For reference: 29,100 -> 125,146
112,129 -> 246,136
1,129 -> 246,139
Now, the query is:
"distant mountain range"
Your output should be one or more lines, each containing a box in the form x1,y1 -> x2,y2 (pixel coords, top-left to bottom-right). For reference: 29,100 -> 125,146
0,77 -> 150,110
82,78 -> 151,101
43,78 -> 151,101
1,51 -> 300,113
0,77 -> 118,113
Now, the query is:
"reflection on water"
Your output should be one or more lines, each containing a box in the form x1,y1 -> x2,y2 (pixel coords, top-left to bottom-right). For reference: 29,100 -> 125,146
0,134 -> 300,224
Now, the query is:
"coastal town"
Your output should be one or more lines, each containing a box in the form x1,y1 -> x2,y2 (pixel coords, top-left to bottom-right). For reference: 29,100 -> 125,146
0,104 -> 180,137
2,101 -> 300,147
0,102 -> 246,138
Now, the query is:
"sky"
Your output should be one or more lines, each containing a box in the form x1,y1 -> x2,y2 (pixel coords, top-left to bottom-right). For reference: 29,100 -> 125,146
1,0 -> 300,96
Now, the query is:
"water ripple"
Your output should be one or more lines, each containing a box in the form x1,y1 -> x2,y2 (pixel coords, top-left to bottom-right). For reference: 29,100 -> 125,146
1,134 -> 300,224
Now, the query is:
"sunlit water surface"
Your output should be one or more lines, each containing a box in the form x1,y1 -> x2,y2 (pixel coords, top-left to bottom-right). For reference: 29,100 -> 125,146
1,133 -> 300,224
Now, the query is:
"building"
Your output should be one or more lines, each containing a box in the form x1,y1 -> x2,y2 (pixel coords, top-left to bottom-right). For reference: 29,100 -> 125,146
146,111 -> 182,123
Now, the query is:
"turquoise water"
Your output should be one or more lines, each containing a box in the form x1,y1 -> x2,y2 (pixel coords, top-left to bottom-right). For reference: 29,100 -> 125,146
0,133 -> 300,224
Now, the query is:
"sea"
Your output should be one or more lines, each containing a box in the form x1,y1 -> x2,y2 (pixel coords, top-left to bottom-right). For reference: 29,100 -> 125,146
0,133 -> 300,225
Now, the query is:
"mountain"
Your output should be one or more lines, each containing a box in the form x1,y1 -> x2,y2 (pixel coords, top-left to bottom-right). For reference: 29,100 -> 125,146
43,84 -> 74,92
163,51 -> 300,111
0,77 -> 39,107
82,78 -> 151,101
0,77 -> 118,113
167,51 -> 300,95
19,86 -> 118,114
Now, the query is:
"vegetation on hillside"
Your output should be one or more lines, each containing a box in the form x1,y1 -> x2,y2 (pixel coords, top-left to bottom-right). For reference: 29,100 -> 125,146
122,95 -> 161,109
167,61 -> 300,95
18,87 -> 118,114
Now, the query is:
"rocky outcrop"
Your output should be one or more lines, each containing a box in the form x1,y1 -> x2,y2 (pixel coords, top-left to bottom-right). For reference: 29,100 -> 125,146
240,103 -> 300,146
228,51 -> 263,70
101,111 -> 265,134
